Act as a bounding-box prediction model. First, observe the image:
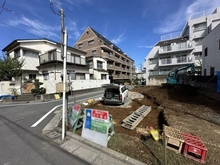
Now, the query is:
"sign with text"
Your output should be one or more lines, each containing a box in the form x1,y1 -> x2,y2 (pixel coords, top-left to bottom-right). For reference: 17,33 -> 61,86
68,104 -> 81,127
82,108 -> 110,147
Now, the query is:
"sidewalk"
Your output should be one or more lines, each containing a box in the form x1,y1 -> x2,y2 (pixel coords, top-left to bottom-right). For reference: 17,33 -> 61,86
42,110 -> 146,165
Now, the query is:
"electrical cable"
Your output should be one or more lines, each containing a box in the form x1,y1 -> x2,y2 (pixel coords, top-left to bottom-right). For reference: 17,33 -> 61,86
0,0 -> 6,15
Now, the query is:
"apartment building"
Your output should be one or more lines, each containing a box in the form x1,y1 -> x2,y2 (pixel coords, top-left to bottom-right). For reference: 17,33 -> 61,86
145,7 -> 220,86
74,27 -> 135,84
2,39 -> 109,94
202,23 -> 220,76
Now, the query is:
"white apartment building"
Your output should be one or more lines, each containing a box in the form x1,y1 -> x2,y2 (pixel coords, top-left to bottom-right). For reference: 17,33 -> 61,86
202,23 -> 220,76
145,7 -> 220,86
2,39 -> 109,95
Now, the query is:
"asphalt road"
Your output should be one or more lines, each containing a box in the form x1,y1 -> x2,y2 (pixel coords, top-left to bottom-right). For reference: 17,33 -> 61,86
0,90 -> 104,165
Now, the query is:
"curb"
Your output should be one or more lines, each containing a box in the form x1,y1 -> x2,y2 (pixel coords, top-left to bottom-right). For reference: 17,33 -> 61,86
42,109 -> 146,165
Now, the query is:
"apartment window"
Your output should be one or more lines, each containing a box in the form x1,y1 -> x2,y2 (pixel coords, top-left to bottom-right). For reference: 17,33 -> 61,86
177,55 -> 186,63
161,57 -> 171,64
78,43 -> 83,49
205,47 -> 208,56
88,40 -> 94,46
210,67 -> 215,76
14,49 -> 20,58
194,38 -> 203,46
97,61 -> 103,69
76,73 -> 85,80
90,74 -> 94,80
42,71 -> 49,80
92,50 -> 97,55
219,39 -> 220,50
68,70 -> 76,80
101,74 -> 106,80
193,22 -> 207,32
75,55 -> 80,64
88,61 -> 93,68
29,74 -> 36,80
70,54 -> 74,63
48,51 -> 55,61
23,49 -> 38,58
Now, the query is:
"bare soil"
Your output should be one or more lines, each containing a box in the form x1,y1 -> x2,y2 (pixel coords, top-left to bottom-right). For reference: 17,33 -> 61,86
76,85 -> 220,165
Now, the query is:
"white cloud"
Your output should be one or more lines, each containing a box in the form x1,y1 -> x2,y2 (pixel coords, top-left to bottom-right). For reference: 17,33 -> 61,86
155,0 -> 220,34
66,21 -> 80,40
8,16 -> 60,39
138,45 -> 154,49
111,30 -> 126,44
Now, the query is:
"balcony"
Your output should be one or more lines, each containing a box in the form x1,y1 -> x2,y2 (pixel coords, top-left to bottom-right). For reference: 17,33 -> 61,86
39,51 -> 86,65
159,41 -> 194,54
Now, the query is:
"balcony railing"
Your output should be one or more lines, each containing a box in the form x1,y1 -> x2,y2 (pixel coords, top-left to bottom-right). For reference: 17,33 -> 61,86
39,51 -> 86,65
159,41 -> 193,54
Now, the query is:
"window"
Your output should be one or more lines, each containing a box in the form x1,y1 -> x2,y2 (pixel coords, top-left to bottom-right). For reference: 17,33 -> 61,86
29,74 -> 36,80
205,47 -> 208,56
75,55 -> 80,64
48,51 -> 55,61
88,40 -> 94,46
68,70 -> 75,80
194,38 -> 203,46
78,43 -> 83,49
177,55 -> 186,63
42,71 -> 49,80
210,67 -> 215,76
97,61 -> 103,69
101,74 -> 106,80
88,61 -> 93,68
193,22 -> 207,32
90,74 -> 94,80
76,73 -> 85,80
219,39 -> 220,50
161,57 -> 171,64
70,54 -> 74,63
92,50 -> 97,55
23,49 -> 38,58
14,49 -> 20,58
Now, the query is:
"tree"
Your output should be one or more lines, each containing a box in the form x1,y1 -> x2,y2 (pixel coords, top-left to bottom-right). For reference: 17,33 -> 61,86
0,55 -> 24,81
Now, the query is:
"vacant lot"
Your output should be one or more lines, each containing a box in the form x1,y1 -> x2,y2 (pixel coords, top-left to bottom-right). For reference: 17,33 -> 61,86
76,85 -> 220,165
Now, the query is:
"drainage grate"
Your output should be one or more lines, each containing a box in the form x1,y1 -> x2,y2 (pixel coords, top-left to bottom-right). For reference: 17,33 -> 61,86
45,131 -> 61,140
121,105 -> 151,130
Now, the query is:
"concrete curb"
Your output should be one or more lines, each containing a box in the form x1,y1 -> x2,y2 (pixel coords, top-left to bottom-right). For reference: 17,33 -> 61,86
42,109 -> 146,165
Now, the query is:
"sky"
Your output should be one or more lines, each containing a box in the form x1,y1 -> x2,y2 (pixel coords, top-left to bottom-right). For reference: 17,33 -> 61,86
1,0 -> 220,71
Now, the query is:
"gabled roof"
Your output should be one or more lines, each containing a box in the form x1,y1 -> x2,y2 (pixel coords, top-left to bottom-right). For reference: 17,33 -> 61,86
89,27 -> 123,53
2,38 -> 86,54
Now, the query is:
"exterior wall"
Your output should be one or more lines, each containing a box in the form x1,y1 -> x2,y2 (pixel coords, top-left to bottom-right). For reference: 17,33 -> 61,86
148,76 -> 166,86
0,81 -> 16,95
144,7 -> 220,86
74,27 -> 135,82
202,24 -> 220,76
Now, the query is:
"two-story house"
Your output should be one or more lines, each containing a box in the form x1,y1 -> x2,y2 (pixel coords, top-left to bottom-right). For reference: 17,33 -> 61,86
74,26 -> 135,84
2,38 -> 109,94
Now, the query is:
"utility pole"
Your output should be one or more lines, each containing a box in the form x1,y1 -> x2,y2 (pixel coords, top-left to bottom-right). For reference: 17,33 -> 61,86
60,8 -> 66,141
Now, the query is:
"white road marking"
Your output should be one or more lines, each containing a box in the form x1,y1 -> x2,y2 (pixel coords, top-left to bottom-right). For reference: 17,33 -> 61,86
31,105 -> 62,127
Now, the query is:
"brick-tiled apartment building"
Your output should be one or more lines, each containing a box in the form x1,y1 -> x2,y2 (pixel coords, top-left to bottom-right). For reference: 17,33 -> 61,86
74,27 -> 135,84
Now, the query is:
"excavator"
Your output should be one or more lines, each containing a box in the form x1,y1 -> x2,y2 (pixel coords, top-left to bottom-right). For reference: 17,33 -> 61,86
166,63 -> 195,85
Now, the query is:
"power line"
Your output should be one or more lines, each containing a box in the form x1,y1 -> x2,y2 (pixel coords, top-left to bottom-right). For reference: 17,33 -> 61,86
0,0 -> 6,15
50,0 -> 60,16
1,5 -> 48,38
0,21 -> 42,38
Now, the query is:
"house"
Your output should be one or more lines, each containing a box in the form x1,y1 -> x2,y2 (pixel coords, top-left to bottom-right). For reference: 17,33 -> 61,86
202,23 -> 220,76
2,38 -> 110,95
74,26 -> 135,84
144,7 -> 220,86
